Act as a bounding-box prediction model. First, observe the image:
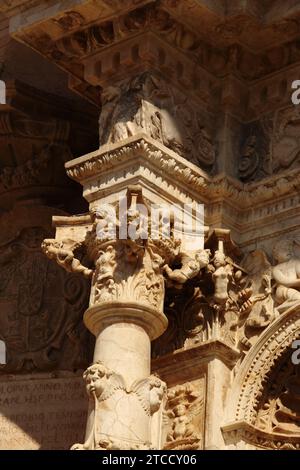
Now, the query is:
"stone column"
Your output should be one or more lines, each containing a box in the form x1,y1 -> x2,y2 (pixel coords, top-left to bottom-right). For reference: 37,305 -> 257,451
42,186 -> 207,450
77,225 -> 172,450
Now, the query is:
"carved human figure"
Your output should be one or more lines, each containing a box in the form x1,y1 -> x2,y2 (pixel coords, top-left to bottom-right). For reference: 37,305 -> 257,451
167,403 -> 194,441
165,383 -> 203,448
84,361 -> 113,399
42,239 -> 92,278
72,362 -> 115,450
93,205 -> 118,241
163,249 -> 210,289
194,125 -> 216,167
273,108 -> 300,172
211,249 -> 232,305
95,246 -> 115,284
73,362 -> 166,450
272,239 -> 300,312
239,250 -> 275,349
149,376 -> 167,415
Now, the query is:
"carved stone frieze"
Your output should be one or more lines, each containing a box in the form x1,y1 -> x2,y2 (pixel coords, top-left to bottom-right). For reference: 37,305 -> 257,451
65,135 -> 300,212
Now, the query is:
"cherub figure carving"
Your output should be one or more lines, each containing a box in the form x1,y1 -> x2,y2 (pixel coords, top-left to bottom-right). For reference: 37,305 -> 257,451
163,249 -> 210,289
167,403 -> 194,441
165,383 -> 203,449
42,239 -> 92,278
84,361 -> 115,399
72,362 -> 126,450
149,376 -> 167,415
272,238 -> 300,313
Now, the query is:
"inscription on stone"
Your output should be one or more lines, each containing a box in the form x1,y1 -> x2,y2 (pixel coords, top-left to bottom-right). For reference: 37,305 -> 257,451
0,375 -> 88,449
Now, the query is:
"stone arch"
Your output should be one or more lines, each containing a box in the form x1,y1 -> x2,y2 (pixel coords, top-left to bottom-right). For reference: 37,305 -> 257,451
222,304 -> 300,450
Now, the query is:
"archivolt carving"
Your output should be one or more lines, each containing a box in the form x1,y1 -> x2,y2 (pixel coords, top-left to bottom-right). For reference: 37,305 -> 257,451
256,354 -> 300,436
223,304 -> 300,449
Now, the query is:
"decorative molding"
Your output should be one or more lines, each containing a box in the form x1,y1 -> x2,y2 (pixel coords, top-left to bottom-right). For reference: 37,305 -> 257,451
222,420 -> 300,450
65,134 -> 300,209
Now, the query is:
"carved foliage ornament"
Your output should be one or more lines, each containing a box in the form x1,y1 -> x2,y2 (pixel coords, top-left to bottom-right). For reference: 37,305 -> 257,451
43,186 -> 212,314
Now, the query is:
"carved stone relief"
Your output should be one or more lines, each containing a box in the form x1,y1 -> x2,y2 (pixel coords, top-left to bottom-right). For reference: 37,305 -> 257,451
256,353 -> 300,437
72,361 -> 167,450
0,222 -> 91,372
162,380 -> 205,450
273,107 -> 300,173
153,236 -> 249,357
238,120 -> 272,182
99,71 -> 216,170
153,233 -> 300,362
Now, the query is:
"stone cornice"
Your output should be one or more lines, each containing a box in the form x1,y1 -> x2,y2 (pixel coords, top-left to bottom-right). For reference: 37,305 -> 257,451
222,420 -> 300,450
5,0 -> 300,110
152,339 -> 240,385
65,134 -> 300,210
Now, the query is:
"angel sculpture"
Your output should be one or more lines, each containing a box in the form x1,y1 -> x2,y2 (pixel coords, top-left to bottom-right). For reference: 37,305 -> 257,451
164,384 -> 203,449
163,249 -> 210,289
272,238 -> 300,313
167,403 -> 194,441
42,239 -> 92,278
71,361 -> 126,450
